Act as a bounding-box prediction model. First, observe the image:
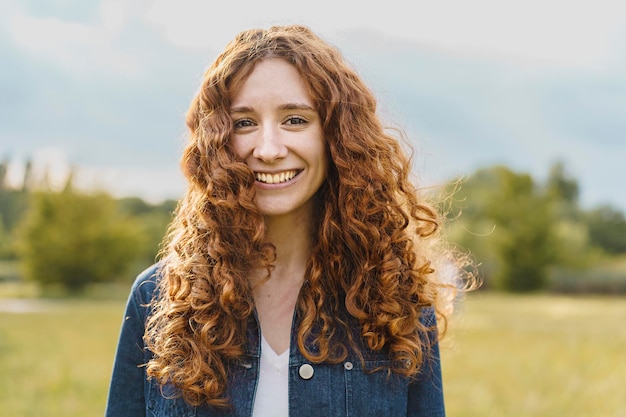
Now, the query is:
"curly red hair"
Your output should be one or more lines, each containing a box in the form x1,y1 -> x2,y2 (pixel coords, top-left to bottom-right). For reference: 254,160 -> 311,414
145,25 -> 466,407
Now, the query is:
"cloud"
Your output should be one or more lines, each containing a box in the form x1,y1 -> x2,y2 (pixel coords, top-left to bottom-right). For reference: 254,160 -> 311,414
72,162 -> 186,203
337,29 -> 626,209
143,0 -> 626,70
6,0 -> 142,78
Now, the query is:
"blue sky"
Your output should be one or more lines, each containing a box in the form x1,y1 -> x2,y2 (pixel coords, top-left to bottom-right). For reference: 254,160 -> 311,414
1,0 -> 625,210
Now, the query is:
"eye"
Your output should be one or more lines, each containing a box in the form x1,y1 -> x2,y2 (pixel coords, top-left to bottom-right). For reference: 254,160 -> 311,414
233,118 -> 255,129
284,116 -> 307,126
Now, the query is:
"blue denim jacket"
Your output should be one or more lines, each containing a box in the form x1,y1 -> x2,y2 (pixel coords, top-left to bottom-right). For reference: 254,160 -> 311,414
105,264 -> 445,417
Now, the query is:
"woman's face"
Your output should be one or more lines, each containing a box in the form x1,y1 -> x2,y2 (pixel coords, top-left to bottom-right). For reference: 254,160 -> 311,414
230,58 -> 328,220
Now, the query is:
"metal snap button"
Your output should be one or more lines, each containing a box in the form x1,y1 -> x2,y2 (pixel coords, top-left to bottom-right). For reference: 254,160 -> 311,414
298,364 -> 314,380
344,361 -> 354,370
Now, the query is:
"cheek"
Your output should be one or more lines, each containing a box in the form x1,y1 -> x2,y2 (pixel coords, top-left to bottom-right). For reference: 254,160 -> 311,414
230,136 -> 248,159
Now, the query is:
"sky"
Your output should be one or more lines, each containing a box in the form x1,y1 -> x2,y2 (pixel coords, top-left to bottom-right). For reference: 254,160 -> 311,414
1,0 -> 625,210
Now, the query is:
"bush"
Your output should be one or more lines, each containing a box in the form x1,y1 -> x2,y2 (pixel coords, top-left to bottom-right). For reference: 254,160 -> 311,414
16,189 -> 146,292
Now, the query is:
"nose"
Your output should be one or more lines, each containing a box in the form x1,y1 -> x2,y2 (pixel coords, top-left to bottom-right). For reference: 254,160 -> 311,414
252,126 -> 287,163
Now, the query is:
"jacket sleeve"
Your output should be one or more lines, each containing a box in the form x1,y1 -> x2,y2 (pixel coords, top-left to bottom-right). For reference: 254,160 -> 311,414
105,265 -> 159,417
406,307 -> 446,417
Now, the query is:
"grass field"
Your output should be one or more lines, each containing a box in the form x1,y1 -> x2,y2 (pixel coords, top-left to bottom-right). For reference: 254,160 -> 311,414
1,292 -> 625,416
441,293 -> 626,417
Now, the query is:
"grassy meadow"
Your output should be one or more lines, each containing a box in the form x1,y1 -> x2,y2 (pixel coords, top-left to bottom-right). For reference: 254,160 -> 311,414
0,291 -> 625,417
441,293 -> 626,417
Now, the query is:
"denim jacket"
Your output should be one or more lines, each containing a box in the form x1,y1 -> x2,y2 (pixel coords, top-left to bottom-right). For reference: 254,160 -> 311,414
105,264 -> 445,417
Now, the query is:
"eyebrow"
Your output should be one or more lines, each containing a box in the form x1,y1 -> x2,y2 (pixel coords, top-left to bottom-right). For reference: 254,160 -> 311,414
230,103 -> 317,113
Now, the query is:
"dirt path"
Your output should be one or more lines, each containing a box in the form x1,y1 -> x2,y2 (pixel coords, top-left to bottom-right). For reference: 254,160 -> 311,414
0,298 -> 61,313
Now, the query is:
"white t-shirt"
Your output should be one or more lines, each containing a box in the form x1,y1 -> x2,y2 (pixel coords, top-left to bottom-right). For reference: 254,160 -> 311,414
251,335 -> 290,417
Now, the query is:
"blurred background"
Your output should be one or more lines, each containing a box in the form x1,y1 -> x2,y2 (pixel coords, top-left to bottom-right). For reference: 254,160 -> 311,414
1,0 -> 625,416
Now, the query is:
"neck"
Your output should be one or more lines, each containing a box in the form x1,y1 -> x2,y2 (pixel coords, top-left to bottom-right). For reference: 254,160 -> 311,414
250,205 -> 317,354
264,210 -> 314,279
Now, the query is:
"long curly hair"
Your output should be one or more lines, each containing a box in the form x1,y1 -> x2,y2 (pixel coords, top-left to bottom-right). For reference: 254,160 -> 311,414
145,25 -> 467,407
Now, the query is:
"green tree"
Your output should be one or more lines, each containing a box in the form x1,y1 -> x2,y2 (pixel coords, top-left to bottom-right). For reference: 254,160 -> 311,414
0,189 -> 29,259
16,188 -> 146,291
0,217 -> 9,258
585,205 -> 626,254
545,160 -> 580,207
0,156 -> 8,189
544,161 -> 593,269
118,197 -> 178,266
446,166 -> 559,291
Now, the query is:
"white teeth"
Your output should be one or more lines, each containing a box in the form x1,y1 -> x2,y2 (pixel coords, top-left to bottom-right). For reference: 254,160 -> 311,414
255,170 -> 298,184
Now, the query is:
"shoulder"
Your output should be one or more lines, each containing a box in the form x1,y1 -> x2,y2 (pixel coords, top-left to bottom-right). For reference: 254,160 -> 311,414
126,263 -> 163,313
419,306 -> 437,327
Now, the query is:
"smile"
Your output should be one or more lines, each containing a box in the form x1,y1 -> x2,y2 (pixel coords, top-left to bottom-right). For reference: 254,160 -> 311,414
255,170 -> 300,184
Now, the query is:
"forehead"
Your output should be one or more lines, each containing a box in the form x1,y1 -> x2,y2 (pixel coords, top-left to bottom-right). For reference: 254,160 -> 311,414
230,58 -> 313,107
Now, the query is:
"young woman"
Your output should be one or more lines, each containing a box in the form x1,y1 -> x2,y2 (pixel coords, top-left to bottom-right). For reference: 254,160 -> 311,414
106,25 -> 470,417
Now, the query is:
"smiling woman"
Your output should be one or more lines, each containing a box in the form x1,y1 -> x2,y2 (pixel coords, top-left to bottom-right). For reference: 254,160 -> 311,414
105,24 -> 475,417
